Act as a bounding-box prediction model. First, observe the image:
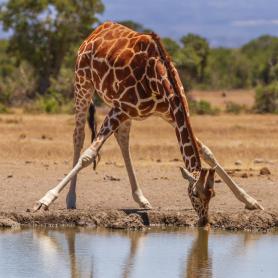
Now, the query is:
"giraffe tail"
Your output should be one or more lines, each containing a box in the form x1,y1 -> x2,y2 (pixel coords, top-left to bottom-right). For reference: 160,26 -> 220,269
87,101 -> 97,143
87,101 -> 100,169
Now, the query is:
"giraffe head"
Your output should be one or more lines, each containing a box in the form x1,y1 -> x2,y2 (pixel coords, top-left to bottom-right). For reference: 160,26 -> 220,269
180,167 -> 216,227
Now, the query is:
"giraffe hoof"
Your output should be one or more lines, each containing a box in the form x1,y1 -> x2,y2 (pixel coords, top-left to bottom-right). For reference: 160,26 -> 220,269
140,202 -> 153,210
245,202 -> 264,210
33,202 -> 49,212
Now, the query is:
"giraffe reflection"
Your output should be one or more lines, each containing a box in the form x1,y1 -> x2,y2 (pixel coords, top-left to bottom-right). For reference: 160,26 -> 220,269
33,228 -> 93,278
32,228 -> 145,278
31,228 -> 263,278
185,229 -> 212,278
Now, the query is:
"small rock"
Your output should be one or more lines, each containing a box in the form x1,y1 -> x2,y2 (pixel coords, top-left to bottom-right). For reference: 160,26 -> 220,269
19,133 -> 26,139
241,173 -> 248,178
259,167 -> 271,175
170,158 -> 179,162
215,179 -> 221,183
25,160 -> 32,164
234,160 -> 242,166
254,158 -> 264,164
26,208 -> 31,212
104,175 -> 120,181
156,159 -> 161,163
41,134 -> 53,140
7,174 -> 13,178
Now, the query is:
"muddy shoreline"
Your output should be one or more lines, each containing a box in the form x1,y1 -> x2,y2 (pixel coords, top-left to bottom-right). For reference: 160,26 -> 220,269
1,209 -> 277,232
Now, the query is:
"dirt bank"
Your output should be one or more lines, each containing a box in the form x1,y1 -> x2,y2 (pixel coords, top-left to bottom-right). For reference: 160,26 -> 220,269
1,209 -> 278,232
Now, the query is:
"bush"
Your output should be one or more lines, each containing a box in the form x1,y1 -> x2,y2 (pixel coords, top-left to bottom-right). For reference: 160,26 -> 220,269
189,100 -> 220,115
0,102 -> 9,113
24,91 -> 74,114
255,83 -> 278,113
0,62 -> 36,104
225,101 -> 245,114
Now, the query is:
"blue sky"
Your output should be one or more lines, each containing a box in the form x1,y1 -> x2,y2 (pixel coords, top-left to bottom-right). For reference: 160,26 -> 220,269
100,0 -> 278,47
1,0 -> 278,47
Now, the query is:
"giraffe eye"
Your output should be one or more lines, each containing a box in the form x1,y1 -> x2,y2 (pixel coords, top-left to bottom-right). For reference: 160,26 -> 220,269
192,190 -> 199,198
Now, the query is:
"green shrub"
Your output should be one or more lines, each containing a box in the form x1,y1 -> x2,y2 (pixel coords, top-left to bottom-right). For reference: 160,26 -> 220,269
0,103 -> 9,113
0,62 -> 35,104
225,101 -> 245,114
24,90 -> 74,114
255,82 -> 278,113
189,100 -> 220,115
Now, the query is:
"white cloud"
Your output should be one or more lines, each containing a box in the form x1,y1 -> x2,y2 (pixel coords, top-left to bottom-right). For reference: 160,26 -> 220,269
232,19 -> 278,27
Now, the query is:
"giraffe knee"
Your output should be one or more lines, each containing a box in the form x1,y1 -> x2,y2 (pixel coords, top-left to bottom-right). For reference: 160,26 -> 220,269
78,148 -> 97,167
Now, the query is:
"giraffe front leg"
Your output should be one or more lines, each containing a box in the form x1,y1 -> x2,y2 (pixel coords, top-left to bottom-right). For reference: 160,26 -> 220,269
114,120 -> 152,209
33,108 -> 129,211
196,139 -> 264,210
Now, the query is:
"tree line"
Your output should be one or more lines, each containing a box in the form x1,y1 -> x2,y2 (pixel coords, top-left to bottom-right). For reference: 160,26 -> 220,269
0,0 -> 277,113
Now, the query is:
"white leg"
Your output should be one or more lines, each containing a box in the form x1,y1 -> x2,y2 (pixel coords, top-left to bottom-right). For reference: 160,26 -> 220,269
114,120 -> 152,209
33,108 -> 128,211
66,110 -> 87,209
196,139 -> 264,210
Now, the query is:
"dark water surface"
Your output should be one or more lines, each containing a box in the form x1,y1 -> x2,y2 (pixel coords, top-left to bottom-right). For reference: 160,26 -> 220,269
0,227 -> 277,278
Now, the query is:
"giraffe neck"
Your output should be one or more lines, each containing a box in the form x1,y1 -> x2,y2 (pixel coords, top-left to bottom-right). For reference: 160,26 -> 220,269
152,34 -> 201,173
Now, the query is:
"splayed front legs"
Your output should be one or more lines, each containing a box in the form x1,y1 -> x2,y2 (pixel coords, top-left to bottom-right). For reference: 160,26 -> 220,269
196,139 -> 264,210
34,108 -> 128,211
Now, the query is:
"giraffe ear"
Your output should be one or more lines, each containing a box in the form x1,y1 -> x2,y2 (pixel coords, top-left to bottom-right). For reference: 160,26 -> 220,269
179,167 -> 196,183
204,168 -> 216,197
195,168 -> 208,193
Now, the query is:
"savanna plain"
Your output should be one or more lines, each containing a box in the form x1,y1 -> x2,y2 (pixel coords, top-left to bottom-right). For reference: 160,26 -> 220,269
0,90 -> 277,231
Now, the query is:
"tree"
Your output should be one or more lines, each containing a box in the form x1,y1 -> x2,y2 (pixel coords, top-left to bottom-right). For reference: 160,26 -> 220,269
241,35 -> 278,86
207,48 -> 250,89
0,0 -> 104,95
162,37 -> 180,57
180,34 -> 209,82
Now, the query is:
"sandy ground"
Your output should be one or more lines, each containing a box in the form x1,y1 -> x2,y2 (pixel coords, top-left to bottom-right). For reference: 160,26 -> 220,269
0,109 -> 278,230
191,89 -> 255,110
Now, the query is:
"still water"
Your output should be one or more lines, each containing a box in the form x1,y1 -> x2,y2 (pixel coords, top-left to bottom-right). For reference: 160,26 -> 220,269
0,227 -> 277,278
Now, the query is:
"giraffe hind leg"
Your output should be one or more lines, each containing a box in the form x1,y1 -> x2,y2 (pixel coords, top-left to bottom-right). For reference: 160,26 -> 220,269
196,139 -> 264,210
114,120 -> 152,209
66,84 -> 94,209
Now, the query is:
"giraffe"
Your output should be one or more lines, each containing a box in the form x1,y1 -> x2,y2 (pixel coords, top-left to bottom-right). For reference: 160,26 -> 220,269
34,21 -> 263,225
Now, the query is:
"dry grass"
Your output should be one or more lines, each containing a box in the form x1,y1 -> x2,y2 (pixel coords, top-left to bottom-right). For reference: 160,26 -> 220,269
191,89 -> 255,110
1,112 -> 277,170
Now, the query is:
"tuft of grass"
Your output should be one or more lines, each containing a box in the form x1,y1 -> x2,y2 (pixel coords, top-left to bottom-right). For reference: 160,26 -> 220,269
0,103 -> 10,114
225,101 -> 246,114
24,93 -> 74,114
189,100 -> 220,115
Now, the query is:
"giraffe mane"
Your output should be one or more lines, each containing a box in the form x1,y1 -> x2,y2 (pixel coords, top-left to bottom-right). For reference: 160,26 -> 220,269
150,32 -> 202,170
